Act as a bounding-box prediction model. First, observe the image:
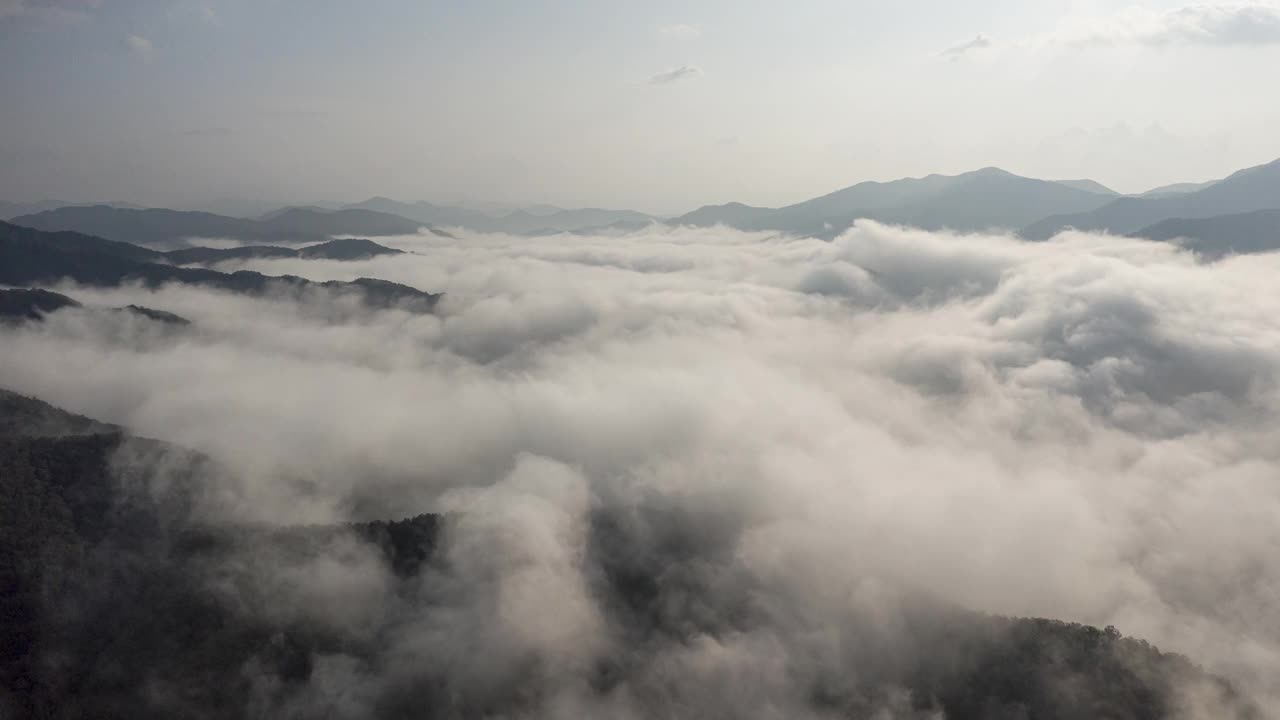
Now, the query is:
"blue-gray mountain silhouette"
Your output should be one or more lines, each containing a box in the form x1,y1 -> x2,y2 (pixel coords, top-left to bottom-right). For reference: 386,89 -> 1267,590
0,222 -> 440,312
675,167 -> 1115,237
1132,209 -> 1280,259
11,205 -> 427,249
164,238 -> 403,265
344,197 -> 658,234
1022,158 -> 1280,239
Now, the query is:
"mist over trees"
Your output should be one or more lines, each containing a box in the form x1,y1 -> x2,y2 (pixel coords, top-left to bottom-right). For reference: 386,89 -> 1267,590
3,210 -> 1280,717
0,388 -> 1257,719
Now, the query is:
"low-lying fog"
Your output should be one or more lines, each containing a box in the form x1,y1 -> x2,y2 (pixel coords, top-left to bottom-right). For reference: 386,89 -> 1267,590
3,222 -> 1279,713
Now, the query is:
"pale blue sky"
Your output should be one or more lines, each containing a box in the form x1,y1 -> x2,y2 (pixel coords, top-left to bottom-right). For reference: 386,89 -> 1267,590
3,0 -> 1280,213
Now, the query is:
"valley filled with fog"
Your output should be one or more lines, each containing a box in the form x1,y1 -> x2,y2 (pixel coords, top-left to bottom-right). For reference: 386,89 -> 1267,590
3,221 -> 1278,717
8,1 -> 1280,716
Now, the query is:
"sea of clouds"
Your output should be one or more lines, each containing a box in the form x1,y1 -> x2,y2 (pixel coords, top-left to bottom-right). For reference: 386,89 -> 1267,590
1,221 -> 1278,716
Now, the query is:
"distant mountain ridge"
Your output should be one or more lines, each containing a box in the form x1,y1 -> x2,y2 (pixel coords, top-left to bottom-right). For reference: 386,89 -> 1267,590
1135,180 -> 1220,199
1133,209 -> 1280,259
164,238 -> 404,265
11,205 -> 428,249
0,200 -> 144,222
344,197 -> 499,229
6,157 -> 1276,245
0,221 -> 440,312
342,197 -> 659,234
1022,158 -> 1280,239
675,167 -> 1116,237
1054,179 -> 1118,195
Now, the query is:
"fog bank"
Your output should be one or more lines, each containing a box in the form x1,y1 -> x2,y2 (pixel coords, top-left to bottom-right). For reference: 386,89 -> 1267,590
2,221 -> 1278,715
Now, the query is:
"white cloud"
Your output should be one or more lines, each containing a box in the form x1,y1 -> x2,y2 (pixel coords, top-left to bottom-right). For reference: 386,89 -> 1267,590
658,22 -> 701,39
1046,2 -> 1280,48
648,64 -> 701,84
941,33 -> 993,59
126,34 -> 155,60
5,222 -> 1280,713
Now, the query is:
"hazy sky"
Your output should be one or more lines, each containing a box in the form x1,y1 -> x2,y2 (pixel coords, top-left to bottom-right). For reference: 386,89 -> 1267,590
3,0 -> 1280,213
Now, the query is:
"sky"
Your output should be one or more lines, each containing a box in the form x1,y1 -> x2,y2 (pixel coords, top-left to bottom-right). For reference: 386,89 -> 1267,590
3,0 -> 1280,214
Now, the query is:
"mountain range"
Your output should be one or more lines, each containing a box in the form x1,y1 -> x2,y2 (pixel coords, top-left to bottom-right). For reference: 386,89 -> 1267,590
341,196 -> 660,234
677,168 -> 1121,237
1133,209 -> 1280,259
5,199 -> 661,241
5,156 -> 1279,255
163,237 -> 404,265
10,206 -> 429,250
1135,180 -> 1220,199
1022,158 -> 1280,240
1053,179 -> 1119,195
0,221 -> 440,312
669,157 -> 1279,253
4,161 -> 1279,718
0,200 -> 145,221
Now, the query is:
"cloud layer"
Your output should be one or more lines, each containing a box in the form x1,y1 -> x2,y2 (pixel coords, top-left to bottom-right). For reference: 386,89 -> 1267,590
2,222 -> 1280,715
1050,2 -> 1280,48
953,3 -> 1280,58
648,64 -> 702,84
